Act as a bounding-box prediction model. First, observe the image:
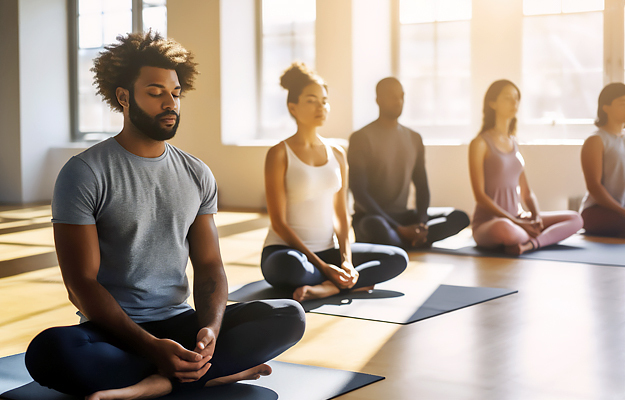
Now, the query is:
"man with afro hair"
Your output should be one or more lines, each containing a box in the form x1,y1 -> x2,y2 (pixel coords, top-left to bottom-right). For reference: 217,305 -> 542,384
24,31 -> 305,400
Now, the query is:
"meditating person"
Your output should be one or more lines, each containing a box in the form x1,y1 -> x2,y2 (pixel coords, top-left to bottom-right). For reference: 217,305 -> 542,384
348,77 -> 470,250
262,63 -> 408,302
24,31 -> 305,400
580,82 -> 625,237
468,79 -> 583,255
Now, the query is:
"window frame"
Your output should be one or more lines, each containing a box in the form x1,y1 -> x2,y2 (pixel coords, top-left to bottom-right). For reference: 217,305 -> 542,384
68,0 -> 155,142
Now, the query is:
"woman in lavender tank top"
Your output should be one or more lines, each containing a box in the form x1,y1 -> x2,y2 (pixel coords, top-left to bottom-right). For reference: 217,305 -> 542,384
468,80 -> 583,255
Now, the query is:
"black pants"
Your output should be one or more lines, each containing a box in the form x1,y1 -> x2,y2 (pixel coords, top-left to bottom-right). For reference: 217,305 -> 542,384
25,300 -> 305,396
261,243 -> 408,291
353,207 -> 470,250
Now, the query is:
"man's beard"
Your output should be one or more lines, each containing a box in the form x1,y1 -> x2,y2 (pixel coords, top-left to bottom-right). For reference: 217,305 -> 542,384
129,92 -> 180,141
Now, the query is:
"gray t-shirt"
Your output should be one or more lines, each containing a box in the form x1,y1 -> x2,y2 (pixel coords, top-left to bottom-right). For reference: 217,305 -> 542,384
348,122 -> 427,214
52,137 -> 217,323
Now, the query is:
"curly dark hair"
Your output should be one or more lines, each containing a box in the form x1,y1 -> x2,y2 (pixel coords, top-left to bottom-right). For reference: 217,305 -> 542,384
91,30 -> 198,112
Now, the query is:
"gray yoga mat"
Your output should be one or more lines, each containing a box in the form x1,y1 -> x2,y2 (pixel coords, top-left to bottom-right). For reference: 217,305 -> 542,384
228,281 -> 517,324
430,234 -> 625,267
0,353 -> 383,400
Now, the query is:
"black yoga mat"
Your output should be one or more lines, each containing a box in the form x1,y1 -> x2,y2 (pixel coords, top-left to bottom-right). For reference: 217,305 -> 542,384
0,353 -> 383,400
430,234 -> 625,267
228,280 -> 517,325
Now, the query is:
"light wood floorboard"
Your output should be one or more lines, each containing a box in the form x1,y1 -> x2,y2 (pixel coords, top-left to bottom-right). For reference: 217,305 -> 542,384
1,206 -> 624,399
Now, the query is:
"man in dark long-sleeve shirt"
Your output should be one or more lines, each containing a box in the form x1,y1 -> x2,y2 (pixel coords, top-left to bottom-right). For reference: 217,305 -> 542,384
348,77 -> 469,249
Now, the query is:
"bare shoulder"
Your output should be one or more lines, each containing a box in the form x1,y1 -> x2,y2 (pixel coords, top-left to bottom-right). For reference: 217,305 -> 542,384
330,142 -> 347,165
469,134 -> 487,152
266,141 -> 287,162
582,134 -> 603,152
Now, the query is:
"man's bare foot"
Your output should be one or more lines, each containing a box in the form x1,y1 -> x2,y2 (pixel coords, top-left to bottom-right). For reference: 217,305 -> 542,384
204,364 -> 272,387
505,240 -> 535,255
86,374 -> 172,400
293,280 -> 340,302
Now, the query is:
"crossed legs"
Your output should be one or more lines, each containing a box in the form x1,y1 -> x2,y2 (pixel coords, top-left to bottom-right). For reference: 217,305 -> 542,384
25,300 -> 305,398
472,211 -> 583,254
261,243 -> 408,300
353,208 -> 470,250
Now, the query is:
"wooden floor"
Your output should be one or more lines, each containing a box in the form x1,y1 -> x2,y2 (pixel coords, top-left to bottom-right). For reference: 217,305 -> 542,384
2,204 -> 625,399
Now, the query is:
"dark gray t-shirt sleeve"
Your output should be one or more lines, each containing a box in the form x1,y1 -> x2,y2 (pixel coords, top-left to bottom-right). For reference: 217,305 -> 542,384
51,156 -> 99,225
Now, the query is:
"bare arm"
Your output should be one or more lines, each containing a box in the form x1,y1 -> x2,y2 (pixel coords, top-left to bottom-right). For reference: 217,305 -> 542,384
581,135 -> 625,217
187,213 -> 229,366
518,171 -> 541,219
54,223 -> 209,382
265,143 -> 352,288
332,145 -> 352,266
412,134 -> 430,224
332,145 -> 358,287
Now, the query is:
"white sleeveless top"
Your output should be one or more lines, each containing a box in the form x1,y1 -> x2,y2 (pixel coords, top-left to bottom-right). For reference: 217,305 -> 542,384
264,139 -> 342,252
581,128 -> 625,210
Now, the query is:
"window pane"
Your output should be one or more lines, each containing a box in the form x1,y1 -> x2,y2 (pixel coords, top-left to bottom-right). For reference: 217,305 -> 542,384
103,11 -> 132,45
78,0 -> 101,14
75,0 -> 167,139
259,0 -> 316,141
562,0 -> 603,13
400,20 -> 471,131
523,0 -> 561,15
400,0 -> 436,24
521,12 -> 603,139
143,5 -> 167,36
400,0 -> 470,23
437,0 -> 471,21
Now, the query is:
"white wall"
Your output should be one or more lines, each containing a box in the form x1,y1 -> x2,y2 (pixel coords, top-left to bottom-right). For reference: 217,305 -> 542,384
0,0 -> 70,204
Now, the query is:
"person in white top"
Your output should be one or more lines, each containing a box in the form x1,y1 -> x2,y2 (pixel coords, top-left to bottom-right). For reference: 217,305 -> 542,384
580,82 -> 625,237
262,63 -> 408,302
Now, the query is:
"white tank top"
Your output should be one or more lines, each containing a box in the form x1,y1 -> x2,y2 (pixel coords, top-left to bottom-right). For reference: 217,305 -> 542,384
581,128 -> 625,211
264,139 -> 342,252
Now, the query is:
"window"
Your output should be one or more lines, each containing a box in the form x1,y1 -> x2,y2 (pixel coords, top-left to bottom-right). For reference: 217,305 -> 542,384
521,0 -> 604,141
71,0 -> 167,141
258,0 -> 316,141
397,0 -> 472,141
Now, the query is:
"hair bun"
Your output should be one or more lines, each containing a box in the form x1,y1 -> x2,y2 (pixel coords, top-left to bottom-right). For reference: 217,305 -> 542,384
280,62 -> 315,91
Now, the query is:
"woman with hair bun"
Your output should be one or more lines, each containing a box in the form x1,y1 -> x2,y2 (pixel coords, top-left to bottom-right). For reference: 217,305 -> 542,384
262,62 -> 408,301
580,83 -> 625,237
468,80 -> 583,255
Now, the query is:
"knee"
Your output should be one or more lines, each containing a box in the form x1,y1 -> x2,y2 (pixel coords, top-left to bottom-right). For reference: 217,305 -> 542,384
389,247 -> 409,272
244,299 -> 306,343
25,327 -> 80,387
569,212 -> 584,232
261,250 -> 311,288
449,210 -> 471,230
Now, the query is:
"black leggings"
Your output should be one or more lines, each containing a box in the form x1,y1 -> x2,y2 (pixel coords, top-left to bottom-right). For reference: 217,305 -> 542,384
25,300 -> 305,396
353,208 -> 470,250
261,243 -> 408,291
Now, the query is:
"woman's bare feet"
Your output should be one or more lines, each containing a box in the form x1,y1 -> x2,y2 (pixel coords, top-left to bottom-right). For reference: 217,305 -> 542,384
505,240 -> 535,255
204,364 -> 272,387
86,374 -> 172,400
293,280 -> 341,302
